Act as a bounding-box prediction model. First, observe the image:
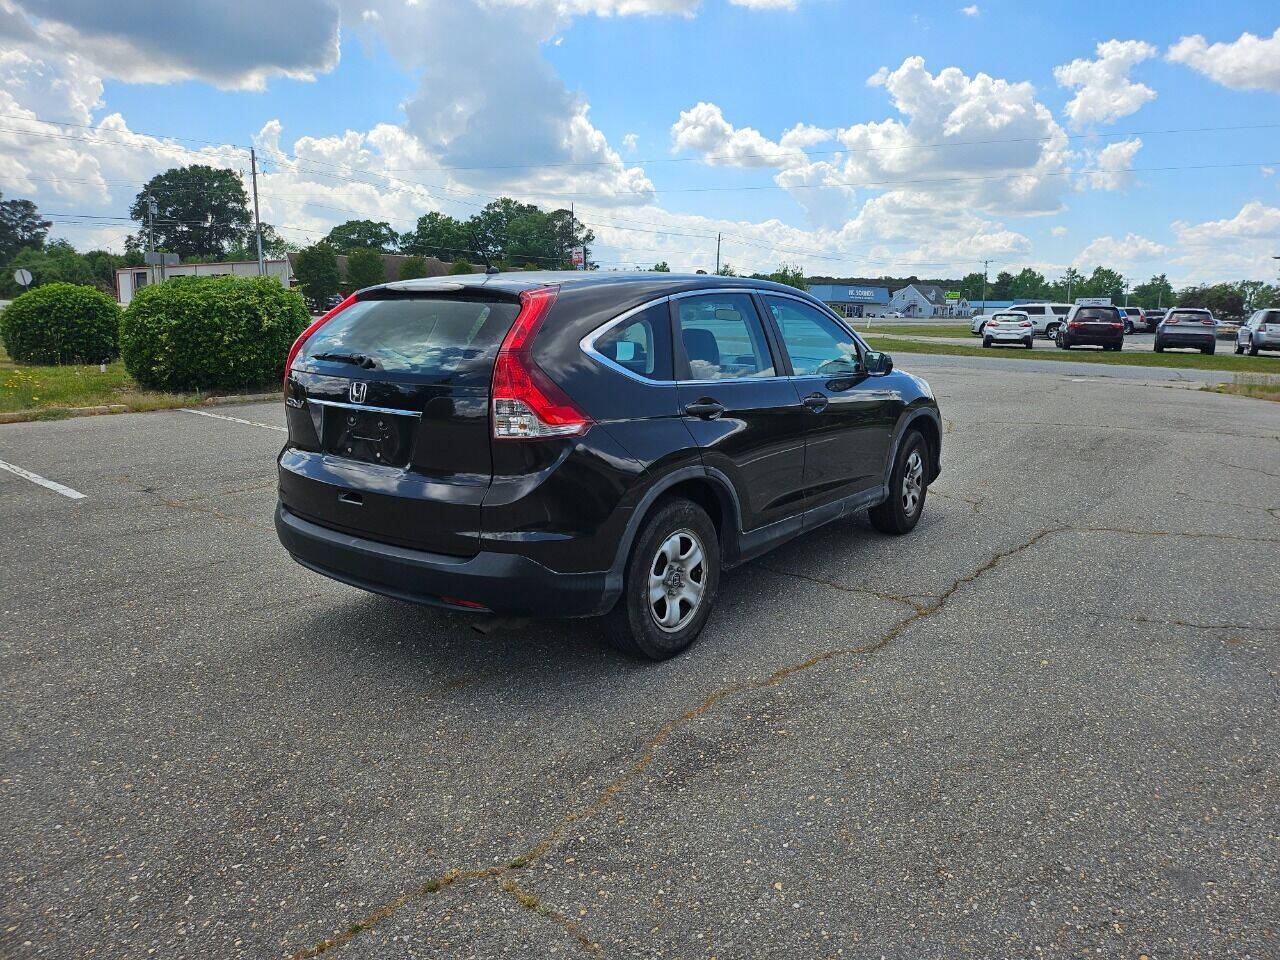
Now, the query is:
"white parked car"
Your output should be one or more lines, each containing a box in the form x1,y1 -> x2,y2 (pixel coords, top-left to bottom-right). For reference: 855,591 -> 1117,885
981,311 -> 1034,349
1236,308 -> 1280,355
1010,303 -> 1073,339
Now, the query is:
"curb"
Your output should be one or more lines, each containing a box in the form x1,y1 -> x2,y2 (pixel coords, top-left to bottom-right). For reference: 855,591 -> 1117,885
0,392 -> 278,425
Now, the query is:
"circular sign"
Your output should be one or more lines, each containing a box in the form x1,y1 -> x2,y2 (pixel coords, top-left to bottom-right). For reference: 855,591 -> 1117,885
13,268 -> 33,287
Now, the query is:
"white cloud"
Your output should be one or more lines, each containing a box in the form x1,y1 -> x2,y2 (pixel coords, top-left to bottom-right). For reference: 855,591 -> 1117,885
1085,138 -> 1142,190
1054,40 -> 1157,127
671,101 -> 829,168
728,0 -> 798,8
959,5 -> 979,16
1051,225 -> 1067,237
1167,27 -> 1280,91
622,132 -> 639,152
1169,201 -> 1280,282
1073,232 -> 1167,269
1,0 -> 342,90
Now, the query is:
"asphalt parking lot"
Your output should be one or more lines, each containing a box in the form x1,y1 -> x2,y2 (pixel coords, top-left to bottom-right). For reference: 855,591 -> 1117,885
2,356 -> 1279,959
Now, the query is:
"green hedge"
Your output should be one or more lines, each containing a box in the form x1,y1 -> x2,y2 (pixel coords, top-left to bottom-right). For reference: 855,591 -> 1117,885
0,282 -> 120,364
120,275 -> 309,391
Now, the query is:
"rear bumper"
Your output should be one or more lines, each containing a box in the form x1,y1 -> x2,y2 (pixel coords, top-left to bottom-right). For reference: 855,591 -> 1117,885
1062,331 -> 1123,346
1158,332 -> 1214,347
275,503 -> 613,617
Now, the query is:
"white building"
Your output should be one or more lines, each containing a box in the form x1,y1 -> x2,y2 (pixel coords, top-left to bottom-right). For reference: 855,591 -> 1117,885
887,283 -> 971,318
114,258 -> 293,306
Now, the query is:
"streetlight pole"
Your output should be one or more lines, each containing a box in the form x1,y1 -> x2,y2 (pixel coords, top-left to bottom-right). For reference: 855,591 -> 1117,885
250,147 -> 265,277
979,259 -> 991,313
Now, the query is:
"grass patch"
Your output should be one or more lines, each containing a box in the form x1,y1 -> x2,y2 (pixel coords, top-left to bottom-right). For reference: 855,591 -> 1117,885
0,344 -> 273,418
1203,374 -> 1280,402
865,333 -> 1280,374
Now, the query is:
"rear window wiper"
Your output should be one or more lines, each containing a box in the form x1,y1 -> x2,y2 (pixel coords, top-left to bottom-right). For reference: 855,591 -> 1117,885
311,352 -> 379,369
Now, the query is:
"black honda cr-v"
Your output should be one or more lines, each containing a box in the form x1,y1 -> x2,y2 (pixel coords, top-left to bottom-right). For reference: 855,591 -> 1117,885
275,272 -> 941,659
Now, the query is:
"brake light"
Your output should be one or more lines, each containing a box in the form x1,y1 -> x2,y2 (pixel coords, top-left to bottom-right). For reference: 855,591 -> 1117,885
283,293 -> 357,395
1068,321 -> 1082,330
1019,320 -> 1032,327
1165,317 -> 1179,324
1110,322 -> 1123,330
1200,319 -> 1215,326
491,286 -> 590,440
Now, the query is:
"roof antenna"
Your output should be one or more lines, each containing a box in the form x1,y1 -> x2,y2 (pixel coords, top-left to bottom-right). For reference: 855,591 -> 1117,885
471,233 -> 499,275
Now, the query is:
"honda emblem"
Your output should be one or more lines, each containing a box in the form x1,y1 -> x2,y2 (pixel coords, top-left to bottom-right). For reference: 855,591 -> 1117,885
350,381 -> 368,404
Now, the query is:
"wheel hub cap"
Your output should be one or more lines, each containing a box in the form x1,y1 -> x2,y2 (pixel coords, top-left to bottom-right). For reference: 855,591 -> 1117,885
648,529 -> 707,633
902,449 -> 924,516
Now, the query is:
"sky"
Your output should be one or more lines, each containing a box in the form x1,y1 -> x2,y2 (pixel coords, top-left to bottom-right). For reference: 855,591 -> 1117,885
1,0 -> 1278,284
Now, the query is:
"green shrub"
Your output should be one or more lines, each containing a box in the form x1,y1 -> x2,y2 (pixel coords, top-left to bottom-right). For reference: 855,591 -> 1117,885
120,275 -> 309,391
448,258 -> 473,275
397,255 -> 427,281
345,247 -> 386,290
0,282 -> 120,364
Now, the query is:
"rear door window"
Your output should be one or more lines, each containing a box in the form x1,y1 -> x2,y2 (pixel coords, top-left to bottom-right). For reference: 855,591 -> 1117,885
594,303 -> 673,380
675,294 -> 777,380
1019,305 -> 1045,316
298,294 -> 521,385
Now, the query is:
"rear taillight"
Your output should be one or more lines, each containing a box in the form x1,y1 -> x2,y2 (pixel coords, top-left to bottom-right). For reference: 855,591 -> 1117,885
491,286 -> 590,440
1068,321 -> 1082,330
1165,317 -> 1179,324
284,293 -> 357,395
1200,319 -> 1215,326
1110,322 -> 1123,330
1019,320 -> 1032,327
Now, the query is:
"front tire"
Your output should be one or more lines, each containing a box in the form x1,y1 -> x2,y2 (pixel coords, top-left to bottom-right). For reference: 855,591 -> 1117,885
869,432 -> 929,535
982,337 -> 992,348
606,498 -> 719,660
1154,341 -> 1164,353
1235,342 -> 1244,355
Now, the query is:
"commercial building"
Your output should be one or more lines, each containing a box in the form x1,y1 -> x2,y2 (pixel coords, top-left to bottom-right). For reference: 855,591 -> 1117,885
808,284 -> 890,318
886,283 -> 971,318
114,258 -> 293,306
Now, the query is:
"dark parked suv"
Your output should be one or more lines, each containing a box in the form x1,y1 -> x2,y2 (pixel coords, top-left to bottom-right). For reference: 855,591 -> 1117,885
275,273 -> 941,658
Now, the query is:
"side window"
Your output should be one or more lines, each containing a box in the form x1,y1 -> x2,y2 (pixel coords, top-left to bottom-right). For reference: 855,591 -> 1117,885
594,303 -> 672,380
765,296 -> 860,376
1021,305 -> 1045,316
675,293 -> 776,380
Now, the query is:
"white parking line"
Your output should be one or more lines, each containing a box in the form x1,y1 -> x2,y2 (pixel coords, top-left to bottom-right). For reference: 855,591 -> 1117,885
180,408 -> 287,433
0,459 -> 88,500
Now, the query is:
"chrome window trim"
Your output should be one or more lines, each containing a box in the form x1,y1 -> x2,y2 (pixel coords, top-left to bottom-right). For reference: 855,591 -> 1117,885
304,397 -> 423,419
579,285 -> 873,386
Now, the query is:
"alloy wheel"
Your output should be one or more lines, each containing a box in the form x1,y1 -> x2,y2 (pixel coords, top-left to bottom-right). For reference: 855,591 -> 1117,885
647,528 -> 707,633
902,449 -> 924,517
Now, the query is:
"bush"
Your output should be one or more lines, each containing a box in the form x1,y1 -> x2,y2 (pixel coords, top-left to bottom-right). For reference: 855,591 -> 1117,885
0,282 -> 120,364
120,275 -> 309,391
294,243 -> 341,311
448,258 -> 474,275
397,255 -> 427,281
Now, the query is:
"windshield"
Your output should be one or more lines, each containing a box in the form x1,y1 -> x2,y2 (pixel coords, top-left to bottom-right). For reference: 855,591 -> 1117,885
1075,307 -> 1119,321
1166,311 -> 1210,323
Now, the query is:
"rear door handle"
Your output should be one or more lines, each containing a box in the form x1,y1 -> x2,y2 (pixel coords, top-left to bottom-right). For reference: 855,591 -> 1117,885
802,392 -> 829,414
684,399 -> 725,420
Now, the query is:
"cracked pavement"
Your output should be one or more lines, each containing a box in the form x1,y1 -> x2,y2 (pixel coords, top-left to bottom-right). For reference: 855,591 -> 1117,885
2,358 -> 1278,958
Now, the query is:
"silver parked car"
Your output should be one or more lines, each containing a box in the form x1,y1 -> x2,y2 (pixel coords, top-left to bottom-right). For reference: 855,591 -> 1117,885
1236,308 -> 1280,355
981,311 -> 1034,348
1154,308 -> 1217,355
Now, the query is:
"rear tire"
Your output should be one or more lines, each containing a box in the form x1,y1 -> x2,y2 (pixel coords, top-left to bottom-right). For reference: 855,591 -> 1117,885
869,432 -> 929,536
1249,343 -> 1260,356
1046,323 -> 1060,342
605,498 -> 719,660
1203,344 -> 1215,355
1024,338 -> 1033,349
1124,321 -> 1134,335
982,337 -> 991,348
1154,341 -> 1164,353
1235,342 -> 1244,355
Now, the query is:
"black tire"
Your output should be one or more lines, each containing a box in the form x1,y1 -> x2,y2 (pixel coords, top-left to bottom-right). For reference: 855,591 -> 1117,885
982,337 -> 992,348
1124,321 -> 1134,335
1235,342 -> 1244,355
869,431 -> 929,536
1203,344 -> 1215,355
1024,338 -> 1033,349
1046,323 -> 1060,342
605,497 -> 719,660
1249,343 -> 1260,356
1114,342 -> 1122,351
1154,341 -> 1164,353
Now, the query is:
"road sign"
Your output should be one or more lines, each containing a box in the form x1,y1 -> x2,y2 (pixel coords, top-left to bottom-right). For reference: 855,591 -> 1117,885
144,252 -> 180,266
13,268 -> 33,287
571,246 -> 585,269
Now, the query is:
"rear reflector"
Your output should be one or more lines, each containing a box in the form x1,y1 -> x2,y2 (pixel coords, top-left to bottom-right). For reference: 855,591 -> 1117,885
284,293 -> 358,395
491,286 -> 590,440
441,595 -> 489,611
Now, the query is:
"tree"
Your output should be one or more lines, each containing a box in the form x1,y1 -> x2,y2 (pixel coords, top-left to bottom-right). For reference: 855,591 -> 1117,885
0,193 -> 50,261
293,243 -> 341,310
1234,280 -> 1280,312
957,272 -> 986,301
129,165 -> 252,260
1130,273 -> 1175,309
716,263 -> 738,277
345,247 -> 386,290
2,241 -> 95,295
1048,267 -> 1085,302
751,263 -> 807,290
398,255 -> 428,280
448,258 -> 474,275
651,261 -> 670,272
988,270 -> 1015,300
1078,266 -> 1125,301
400,212 -> 471,261
469,198 -> 593,270
1009,267 -> 1047,300
324,220 -> 399,254
1178,283 -> 1244,318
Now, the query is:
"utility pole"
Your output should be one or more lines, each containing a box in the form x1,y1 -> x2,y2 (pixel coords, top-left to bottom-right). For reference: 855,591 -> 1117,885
147,193 -> 158,287
250,148 -> 265,276
979,258 -> 991,313
716,233 -> 721,275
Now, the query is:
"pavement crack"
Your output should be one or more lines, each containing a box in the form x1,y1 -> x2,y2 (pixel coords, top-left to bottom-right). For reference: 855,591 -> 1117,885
1068,525 -> 1280,545
1130,615 -> 1280,634
1219,460 -> 1280,480
496,877 -> 605,958
929,489 -> 982,514
287,526 -> 1059,958
754,563 -> 928,612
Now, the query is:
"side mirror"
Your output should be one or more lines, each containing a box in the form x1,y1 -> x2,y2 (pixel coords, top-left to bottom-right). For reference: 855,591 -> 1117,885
864,351 -> 893,376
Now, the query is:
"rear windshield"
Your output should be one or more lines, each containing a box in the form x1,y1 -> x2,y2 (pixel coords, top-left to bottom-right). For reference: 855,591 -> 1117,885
1075,307 -> 1119,321
1167,310 -> 1210,322
992,314 -> 1024,321
298,294 -> 521,381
